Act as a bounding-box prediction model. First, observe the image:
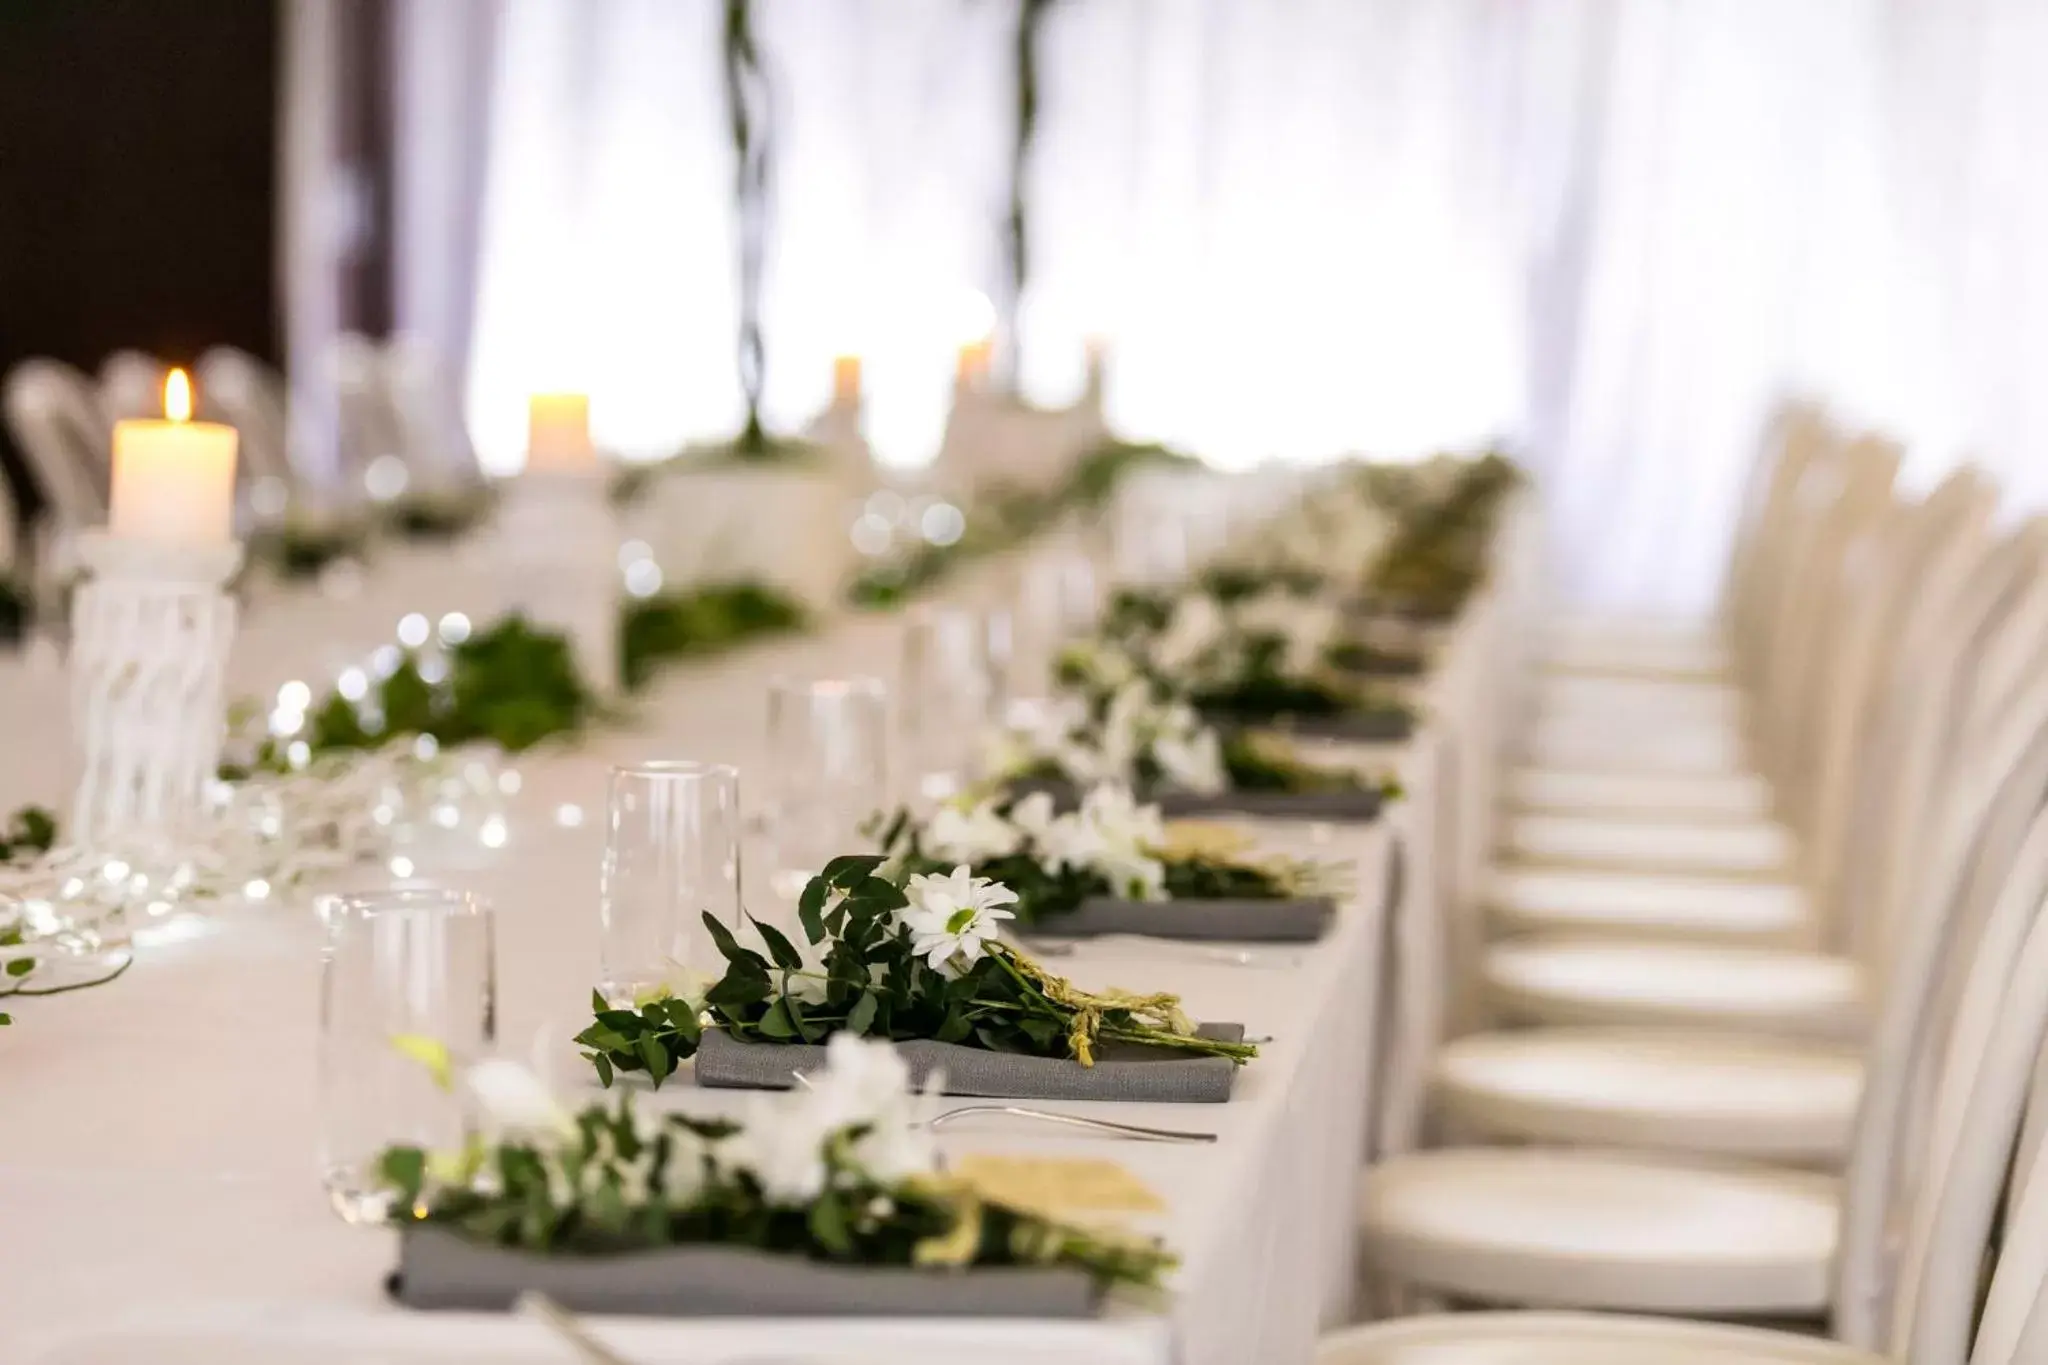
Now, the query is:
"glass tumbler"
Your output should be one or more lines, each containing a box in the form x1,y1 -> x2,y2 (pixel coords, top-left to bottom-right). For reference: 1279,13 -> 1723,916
599,760 -> 743,1005
900,606 -> 1009,802
317,886 -> 496,1224
764,677 -> 890,911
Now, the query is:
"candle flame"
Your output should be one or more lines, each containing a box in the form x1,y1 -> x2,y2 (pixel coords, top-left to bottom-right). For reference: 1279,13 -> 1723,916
164,369 -> 193,423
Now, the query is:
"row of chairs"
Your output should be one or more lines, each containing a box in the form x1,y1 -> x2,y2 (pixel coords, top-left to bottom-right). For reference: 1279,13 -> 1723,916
0,336 -> 483,575
1327,406 -> 2048,1360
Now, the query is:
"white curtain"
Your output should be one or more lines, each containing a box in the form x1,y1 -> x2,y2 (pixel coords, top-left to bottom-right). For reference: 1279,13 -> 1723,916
373,0 -> 2048,611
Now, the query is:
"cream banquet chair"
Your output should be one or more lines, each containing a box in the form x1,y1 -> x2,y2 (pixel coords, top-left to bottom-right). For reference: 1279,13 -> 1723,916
1,359 -> 111,532
1482,469 -> 2002,1032
1434,656 -> 2048,1166
1523,408 -> 1848,775
1350,796 -> 2048,1351
96,347 -> 170,422
196,345 -> 299,492
380,334 -> 487,498
1536,404 -> 1833,688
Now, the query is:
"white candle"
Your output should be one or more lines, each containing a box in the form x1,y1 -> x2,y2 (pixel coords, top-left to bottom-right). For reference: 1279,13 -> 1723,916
956,337 -> 992,389
109,369 -> 239,546
527,392 -> 594,469
832,354 -> 862,408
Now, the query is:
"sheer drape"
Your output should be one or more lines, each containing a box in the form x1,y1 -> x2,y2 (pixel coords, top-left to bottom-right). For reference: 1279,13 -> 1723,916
356,0 -> 2048,610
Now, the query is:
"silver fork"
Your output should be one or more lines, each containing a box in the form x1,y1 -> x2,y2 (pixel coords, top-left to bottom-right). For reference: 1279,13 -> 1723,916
791,1072 -> 1217,1143
518,1292 -> 639,1365
927,1103 -> 1217,1144
1023,935 -> 1304,968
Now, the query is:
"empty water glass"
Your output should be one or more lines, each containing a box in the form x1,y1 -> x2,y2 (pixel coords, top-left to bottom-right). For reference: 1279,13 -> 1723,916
599,761 -> 742,1005
1015,550 -> 1099,691
318,886 -> 496,1224
764,677 -> 889,907
900,606 -> 1009,802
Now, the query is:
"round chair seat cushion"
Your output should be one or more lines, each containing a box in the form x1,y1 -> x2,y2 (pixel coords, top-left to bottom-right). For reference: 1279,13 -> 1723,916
1507,767 -> 1773,821
1434,1027 -> 1862,1163
1525,719 -> 1748,775
1486,867 -> 1812,942
1317,1312 -> 1882,1365
1484,937 -> 1867,1039
1358,1148 -> 1839,1314
1502,813 -> 1794,876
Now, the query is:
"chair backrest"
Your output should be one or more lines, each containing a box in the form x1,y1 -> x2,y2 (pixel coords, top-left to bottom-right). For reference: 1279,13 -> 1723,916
381,333 -> 486,496
1795,470 -> 1992,942
1861,515 -> 2048,964
0,467 -> 16,575
1759,435 -> 1898,807
96,348 -> 169,423
333,332 -> 403,500
195,346 -> 294,488
1726,400 -> 1833,682
1889,846 -> 2048,1365
1,359 -> 110,527
1831,643 -> 2048,1350
1806,469 -> 1999,949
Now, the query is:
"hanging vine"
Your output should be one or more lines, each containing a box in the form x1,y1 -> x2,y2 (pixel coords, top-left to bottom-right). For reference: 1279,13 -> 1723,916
723,0 -> 774,454
1002,0 -> 1056,393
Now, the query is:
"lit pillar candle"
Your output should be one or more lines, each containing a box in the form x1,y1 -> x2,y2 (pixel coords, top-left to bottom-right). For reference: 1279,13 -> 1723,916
956,337 -> 993,389
832,354 -> 862,408
109,368 -> 239,545
527,392 -> 594,469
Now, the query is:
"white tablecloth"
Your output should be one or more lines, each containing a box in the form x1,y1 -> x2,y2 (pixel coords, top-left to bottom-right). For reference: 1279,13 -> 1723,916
0,554 -> 1402,1365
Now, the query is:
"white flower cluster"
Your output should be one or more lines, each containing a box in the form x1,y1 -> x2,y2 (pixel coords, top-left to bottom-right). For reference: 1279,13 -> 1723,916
1231,589 -> 1344,677
1144,581 -> 1346,686
730,1034 -> 939,1202
992,682 -> 1226,796
923,784 -> 1169,903
1235,482 -> 1394,580
899,865 -> 1018,976
458,1033 -> 937,1210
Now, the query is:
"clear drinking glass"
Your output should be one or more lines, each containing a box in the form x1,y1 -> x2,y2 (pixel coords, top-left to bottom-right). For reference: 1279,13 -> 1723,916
1016,549 -> 1099,693
900,606 -> 1009,801
764,677 -> 890,908
598,761 -> 742,1005
317,886 -> 496,1224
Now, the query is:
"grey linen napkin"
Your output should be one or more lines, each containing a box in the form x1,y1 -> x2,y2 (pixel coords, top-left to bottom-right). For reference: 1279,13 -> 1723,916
695,1023 -> 1247,1103
394,1228 -> 1099,1317
1053,894 -> 1336,942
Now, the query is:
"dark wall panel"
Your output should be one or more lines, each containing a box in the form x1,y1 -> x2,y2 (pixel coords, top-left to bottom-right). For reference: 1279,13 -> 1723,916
0,0 -> 280,517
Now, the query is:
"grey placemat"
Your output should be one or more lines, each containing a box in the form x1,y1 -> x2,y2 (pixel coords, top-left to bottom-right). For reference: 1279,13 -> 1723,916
1156,787 -> 1385,820
695,1023 -> 1247,1103
1332,653 -> 1429,680
1052,894 -> 1335,942
394,1228 -> 1098,1317
1009,777 -> 1384,822
1260,710 -> 1417,742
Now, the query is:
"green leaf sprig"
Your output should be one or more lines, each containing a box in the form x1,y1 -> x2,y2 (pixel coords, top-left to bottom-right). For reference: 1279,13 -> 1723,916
621,580 -> 807,691
577,856 -> 1256,1089
246,615 -> 600,767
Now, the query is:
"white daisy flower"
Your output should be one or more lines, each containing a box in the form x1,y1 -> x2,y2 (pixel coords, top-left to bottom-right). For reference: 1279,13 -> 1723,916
1151,594 -> 1227,677
463,1058 -> 576,1144
923,797 -> 1023,863
900,865 -> 1018,977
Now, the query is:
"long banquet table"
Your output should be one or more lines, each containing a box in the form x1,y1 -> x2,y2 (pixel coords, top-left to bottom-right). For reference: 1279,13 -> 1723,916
0,556 -> 1410,1365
